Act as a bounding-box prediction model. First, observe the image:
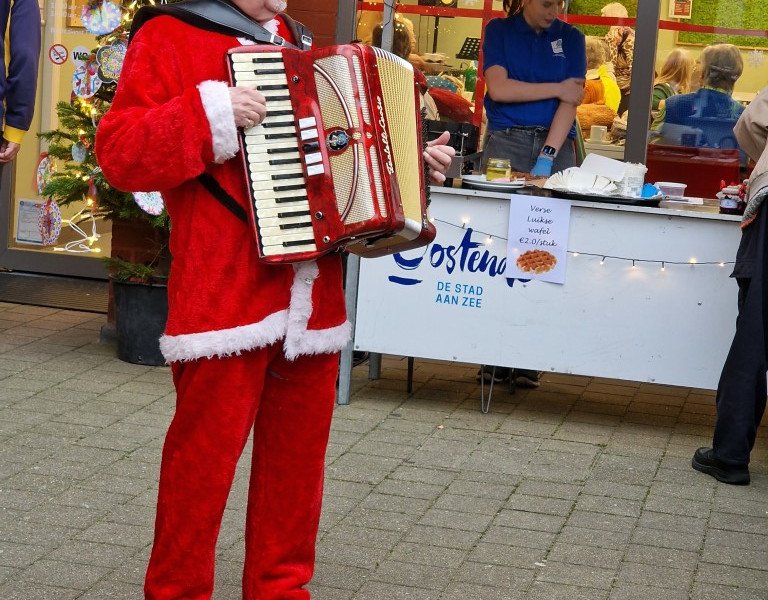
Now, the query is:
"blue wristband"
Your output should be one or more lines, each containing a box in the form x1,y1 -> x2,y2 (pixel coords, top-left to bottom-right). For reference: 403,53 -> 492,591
531,155 -> 554,177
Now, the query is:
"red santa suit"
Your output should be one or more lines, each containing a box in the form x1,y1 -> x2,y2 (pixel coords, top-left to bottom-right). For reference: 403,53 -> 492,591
96,13 -> 348,600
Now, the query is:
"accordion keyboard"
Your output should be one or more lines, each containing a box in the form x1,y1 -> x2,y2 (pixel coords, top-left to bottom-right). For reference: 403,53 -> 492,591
231,52 -> 325,257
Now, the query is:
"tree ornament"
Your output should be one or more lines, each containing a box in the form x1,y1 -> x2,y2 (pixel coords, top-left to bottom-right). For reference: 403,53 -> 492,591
81,1 -> 122,36
36,154 -> 53,195
134,192 -> 165,216
97,40 -> 127,83
73,55 -> 102,98
71,142 -> 88,163
38,199 -> 63,246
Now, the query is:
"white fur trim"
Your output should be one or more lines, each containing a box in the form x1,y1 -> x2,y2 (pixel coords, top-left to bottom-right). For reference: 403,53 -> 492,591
159,310 -> 288,363
262,19 -> 279,35
197,80 -> 239,164
285,321 -> 352,361
283,261 -> 352,360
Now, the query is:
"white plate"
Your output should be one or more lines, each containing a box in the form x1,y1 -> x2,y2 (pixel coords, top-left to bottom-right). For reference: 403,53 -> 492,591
462,174 -> 526,192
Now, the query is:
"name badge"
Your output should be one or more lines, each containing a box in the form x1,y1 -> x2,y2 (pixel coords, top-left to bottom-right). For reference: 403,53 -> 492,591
551,39 -> 564,55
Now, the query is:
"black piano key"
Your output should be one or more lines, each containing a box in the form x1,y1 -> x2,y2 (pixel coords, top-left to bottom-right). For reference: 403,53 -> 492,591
252,57 -> 283,63
277,210 -> 311,218
262,121 -> 294,129
274,194 -> 308,203
265,133 -> 297,140
268,110 -> 294,117
267,95 -> 291,102
269,158 -> 301,166
274,183 -> 305,191
252,68 -> 285,75
279,221 -> 313,230
272,172 -> 302,181
266,146 -> 297,155
258,84 -> 289,91
283,238 -> 316,247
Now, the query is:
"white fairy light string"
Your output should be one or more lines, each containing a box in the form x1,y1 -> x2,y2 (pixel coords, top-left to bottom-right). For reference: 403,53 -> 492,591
433,217 -> 734,269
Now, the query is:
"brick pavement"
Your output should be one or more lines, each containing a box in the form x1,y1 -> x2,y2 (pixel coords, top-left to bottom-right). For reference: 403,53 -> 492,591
0,303 -> 766,599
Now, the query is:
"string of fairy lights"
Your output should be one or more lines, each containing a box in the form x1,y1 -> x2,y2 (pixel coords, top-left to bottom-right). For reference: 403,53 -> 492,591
432,216 -> 735,270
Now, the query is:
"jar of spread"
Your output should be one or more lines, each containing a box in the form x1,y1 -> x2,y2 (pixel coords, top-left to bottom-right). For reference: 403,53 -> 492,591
486,158 -> 511,181
718,182 -> 747,215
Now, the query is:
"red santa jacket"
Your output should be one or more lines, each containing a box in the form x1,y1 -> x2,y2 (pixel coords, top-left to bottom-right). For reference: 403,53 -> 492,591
96,16 -> 350,363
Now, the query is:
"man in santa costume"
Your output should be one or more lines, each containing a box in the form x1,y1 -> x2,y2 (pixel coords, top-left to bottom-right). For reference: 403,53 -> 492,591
95,1 -> 454,598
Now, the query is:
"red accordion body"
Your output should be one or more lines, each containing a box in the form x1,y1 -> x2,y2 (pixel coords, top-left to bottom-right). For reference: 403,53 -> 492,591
228,43 -> 435,264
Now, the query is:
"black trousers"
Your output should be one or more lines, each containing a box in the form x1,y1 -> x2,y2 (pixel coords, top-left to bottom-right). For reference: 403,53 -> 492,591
712,207 -> 768,466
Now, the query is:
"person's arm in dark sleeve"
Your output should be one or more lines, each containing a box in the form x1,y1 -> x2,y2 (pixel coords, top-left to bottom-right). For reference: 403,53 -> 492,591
4,0 -> 41,144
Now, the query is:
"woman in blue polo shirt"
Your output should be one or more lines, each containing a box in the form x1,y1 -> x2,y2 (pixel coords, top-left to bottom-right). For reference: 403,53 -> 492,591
482,0 -> 586,178
478,0 -> 585,387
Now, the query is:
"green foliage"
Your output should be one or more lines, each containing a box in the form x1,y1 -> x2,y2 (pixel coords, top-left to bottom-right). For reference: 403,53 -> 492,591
677,2 -> 767,49
104,256 -> 168,284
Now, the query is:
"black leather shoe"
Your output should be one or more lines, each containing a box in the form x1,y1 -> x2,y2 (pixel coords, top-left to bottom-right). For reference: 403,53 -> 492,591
691,447 -> 750,485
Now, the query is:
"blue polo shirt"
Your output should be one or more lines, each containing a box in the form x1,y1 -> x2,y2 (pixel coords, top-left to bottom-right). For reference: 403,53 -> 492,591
482,14 -> 586,132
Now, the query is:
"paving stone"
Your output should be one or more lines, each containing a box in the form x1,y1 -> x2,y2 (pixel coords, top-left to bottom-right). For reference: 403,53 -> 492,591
19,558 -> 110,589
690,582 -> 768,600
609,584 -> 689,600
453,561 -> 535,590
466,542 -> 545,569
546,541 -> 623,570
0,581 -> 80,599
614,561 -> 693,589
352,581 -> 440,599
528,581 -> 610,600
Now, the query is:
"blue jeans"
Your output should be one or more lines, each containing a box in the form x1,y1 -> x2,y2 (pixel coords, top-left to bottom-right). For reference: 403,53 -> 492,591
481,127 -> 576,174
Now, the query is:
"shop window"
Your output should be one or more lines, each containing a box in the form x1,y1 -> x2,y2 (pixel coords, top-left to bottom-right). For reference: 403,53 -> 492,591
2,0 -> 112,275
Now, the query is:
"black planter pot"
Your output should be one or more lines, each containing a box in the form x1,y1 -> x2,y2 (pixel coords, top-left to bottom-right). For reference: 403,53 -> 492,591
113,280 -> 168,366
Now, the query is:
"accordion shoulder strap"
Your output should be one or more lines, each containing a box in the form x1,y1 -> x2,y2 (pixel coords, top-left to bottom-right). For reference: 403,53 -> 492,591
197,172 -> 248,224
130,0 -> 301,49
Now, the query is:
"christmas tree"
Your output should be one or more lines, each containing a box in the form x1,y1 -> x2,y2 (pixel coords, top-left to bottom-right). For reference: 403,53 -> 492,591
39,0 -> 178,280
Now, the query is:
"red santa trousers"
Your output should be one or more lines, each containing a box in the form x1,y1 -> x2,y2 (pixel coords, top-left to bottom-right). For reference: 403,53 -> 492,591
144,343 -> 339,600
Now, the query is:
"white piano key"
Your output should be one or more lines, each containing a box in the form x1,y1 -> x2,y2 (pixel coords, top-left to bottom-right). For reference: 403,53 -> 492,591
231,52 -> 284,62
260,231 -> 317,246
247,151 -> 302,165
249,167 -> 303,182
252,189 -> 308,203
251,177 -> 306,191
259,224 -> 314,238
245,140 -> 298,153
261,242 -> 317,256
256,203 -> 310,223
257,213 -> 312,227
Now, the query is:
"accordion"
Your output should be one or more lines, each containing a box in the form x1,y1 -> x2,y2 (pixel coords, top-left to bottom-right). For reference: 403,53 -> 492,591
227,43 -> 435,264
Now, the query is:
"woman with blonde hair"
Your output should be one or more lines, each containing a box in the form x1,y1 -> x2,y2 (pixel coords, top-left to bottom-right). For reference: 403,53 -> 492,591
650,48 -> 694,127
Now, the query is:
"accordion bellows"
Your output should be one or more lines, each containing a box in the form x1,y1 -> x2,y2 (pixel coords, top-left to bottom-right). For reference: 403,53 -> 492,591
228,43 -> 435,264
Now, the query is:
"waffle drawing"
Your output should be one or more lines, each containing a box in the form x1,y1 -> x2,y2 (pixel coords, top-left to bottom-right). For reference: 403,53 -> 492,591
516,249 -> 557,274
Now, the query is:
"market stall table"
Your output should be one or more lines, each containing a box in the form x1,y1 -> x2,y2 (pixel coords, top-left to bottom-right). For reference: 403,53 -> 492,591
340,185 -> 742,404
